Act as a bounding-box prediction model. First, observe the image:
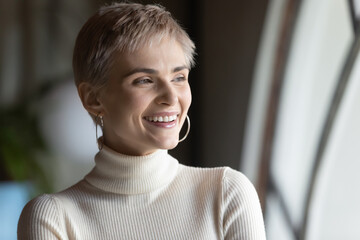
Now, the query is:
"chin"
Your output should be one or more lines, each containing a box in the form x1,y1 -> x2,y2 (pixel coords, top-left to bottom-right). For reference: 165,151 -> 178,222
156,138 -> 179,150
164,143 -> 178,150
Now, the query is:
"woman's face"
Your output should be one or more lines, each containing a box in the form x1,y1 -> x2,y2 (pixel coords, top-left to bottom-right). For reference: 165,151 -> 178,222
97,38 -> 192,156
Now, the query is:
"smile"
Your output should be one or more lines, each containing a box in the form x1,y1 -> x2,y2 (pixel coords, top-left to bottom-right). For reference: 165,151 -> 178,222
144,115 -> 178,123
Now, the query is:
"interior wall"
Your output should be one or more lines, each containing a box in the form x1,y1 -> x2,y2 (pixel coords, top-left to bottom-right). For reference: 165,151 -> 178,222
198,0 -> 268,169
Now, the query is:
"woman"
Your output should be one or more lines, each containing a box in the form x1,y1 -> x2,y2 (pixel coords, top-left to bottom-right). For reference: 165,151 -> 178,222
18,2 -> 266,239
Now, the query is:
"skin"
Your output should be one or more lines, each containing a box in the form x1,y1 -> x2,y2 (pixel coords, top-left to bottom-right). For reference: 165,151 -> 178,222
78,38 -> 192,156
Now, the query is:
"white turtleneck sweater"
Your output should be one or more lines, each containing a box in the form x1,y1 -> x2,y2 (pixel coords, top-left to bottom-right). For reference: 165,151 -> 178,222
18,146 -> 266,239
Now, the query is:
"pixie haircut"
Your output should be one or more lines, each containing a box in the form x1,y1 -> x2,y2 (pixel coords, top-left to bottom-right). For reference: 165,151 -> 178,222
73,2 -> 196,89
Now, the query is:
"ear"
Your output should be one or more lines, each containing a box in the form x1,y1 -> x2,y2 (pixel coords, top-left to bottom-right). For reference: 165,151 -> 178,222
77,82 -> 103,116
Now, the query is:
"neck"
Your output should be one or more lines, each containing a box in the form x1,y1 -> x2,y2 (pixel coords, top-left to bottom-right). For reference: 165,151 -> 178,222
85,144 -> 179,194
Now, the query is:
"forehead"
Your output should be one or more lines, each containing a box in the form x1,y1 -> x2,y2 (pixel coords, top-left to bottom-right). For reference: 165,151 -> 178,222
111,38 -> 187,75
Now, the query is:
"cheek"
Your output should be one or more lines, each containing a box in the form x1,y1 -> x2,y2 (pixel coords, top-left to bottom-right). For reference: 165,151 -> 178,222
120,91 -> 154,116
102,90 -> 136,118
182,87 -> 192,110
129,93 -> 152,108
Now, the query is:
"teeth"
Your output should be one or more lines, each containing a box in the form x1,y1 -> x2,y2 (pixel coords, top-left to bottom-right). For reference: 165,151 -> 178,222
145,115 -> 177,123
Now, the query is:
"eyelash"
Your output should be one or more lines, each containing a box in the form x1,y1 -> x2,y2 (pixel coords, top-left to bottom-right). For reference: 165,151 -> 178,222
133,78 -> 153,85
133,75 -> 187,85
173,76 -> 187,82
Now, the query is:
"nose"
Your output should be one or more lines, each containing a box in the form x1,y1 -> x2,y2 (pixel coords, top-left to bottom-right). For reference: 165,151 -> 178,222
155,82 -> 178,106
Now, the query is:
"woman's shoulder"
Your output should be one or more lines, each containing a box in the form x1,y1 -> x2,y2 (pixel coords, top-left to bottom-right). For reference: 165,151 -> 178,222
178,164 -> 225,180
19,181 -> 87,223
181,166 -> 265,238
17,194 -> 64,239
18,193 -> 64,225
178,165 -> 256,192
220,167 -> 257,193
179,164 -> 250,180
21,193 -> 60,215
18,180 -> 89,239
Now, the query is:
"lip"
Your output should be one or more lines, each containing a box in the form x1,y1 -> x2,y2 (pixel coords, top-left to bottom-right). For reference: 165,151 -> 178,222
143,111 -> 180,118
143,111 -> 180,128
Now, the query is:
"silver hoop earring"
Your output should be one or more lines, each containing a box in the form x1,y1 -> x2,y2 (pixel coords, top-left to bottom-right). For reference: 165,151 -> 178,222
95,114 -> 104,150
179,115 -> 190,143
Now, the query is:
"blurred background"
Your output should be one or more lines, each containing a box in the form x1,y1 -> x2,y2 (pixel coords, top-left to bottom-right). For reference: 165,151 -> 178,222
1,0 -> 360,239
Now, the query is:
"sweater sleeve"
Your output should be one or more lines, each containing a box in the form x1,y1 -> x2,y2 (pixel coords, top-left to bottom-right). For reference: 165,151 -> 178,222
17,194 -> 65,240
222,168 -> 266,240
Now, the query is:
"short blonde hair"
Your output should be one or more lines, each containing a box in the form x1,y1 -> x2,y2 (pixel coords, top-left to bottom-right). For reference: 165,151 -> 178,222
73,2 -> 196,89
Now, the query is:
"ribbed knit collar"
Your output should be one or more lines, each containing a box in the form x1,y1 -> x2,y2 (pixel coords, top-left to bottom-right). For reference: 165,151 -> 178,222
85,145 -> 179,195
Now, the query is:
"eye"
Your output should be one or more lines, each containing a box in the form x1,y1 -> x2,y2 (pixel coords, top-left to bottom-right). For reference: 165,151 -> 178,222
172,75 -> 187,82
133,78 -> 153,85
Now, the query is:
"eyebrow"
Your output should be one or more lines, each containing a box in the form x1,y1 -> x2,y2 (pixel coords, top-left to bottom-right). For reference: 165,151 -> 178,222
123,65 -> 189,78
172,66 -> 188,72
